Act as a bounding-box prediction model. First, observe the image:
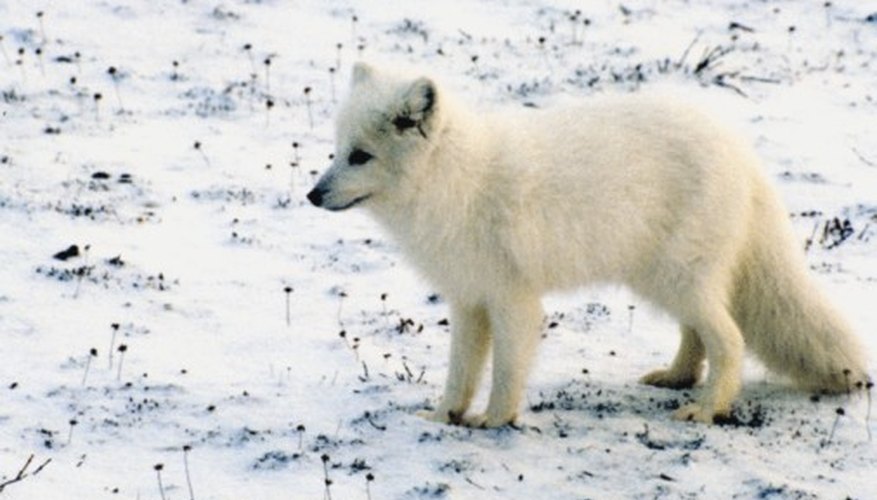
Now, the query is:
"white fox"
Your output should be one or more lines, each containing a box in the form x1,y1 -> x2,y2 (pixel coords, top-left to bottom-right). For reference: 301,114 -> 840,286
307,63 -> 868,427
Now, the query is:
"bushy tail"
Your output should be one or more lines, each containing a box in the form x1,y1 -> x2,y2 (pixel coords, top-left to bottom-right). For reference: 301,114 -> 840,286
730,196 -> 869,393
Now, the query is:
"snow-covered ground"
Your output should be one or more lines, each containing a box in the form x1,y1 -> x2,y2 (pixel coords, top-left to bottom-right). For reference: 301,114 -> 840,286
1,1 -> 876,498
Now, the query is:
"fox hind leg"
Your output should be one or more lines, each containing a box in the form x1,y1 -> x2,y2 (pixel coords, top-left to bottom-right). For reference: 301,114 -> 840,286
673,302 -> 744,423
641,325 -> 706,389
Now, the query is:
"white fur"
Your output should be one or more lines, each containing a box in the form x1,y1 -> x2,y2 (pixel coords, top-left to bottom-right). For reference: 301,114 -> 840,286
308,64 -> 869,427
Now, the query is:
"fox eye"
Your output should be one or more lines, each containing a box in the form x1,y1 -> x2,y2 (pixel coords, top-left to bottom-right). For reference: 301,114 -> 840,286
348,149 -> 373,166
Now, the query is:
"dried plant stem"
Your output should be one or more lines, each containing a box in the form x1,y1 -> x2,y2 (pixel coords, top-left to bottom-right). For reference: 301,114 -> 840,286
284,287 -> 293,327
0,36 -> 11,66
304,88 -> 314,130
108,328 -> 118,369
322,454 -> 333,500
183,446 -> 196,500
66,420 -> 77,446
337,293 -> 345,327
37,13 -> 47,43
0,454 -> 52,493
823,408 -> 845,448
81,355 -> 92,386
112,80 -> 123,112
867,382 -> 874,442
155,465 -> 167,500
365,473 -> 375,500
116,345 -> 127,381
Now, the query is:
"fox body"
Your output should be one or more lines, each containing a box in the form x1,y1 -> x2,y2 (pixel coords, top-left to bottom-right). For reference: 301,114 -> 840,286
307,63 -> 868,426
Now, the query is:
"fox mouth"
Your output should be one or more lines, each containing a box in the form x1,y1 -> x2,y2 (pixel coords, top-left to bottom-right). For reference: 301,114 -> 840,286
327,194 -> 372,211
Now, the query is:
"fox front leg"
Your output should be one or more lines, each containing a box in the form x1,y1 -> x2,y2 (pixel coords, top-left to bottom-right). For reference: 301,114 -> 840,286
419,303 -> 491,425
461,289 -> 543,428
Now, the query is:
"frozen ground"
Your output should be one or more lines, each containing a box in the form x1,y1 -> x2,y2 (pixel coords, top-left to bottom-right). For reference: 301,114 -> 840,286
1,0 -> 876,498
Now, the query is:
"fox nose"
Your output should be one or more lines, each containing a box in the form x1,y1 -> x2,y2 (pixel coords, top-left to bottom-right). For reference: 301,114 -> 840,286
306,187 -> 325,207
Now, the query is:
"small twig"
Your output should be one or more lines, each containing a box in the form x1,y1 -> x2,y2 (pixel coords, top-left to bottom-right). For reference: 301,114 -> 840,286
108,323 -> 119,369
35,47 -> 45,77
108,66 -> 123,112
31,458 -> 51,477
712,74 -> 747,97
296,424 -> 305,451
81,348 -> 97,386
155,464 -> 167,500
67,419 -> 77,446
36,11 -> 47,43
381,293 -> 389,331
304,87 -> 314,130
464,477 -> 485,490
116,344 -> 128,381
677,32 -> 701,67
852,147 -> 875,167
93,93 -> 102,122
0,35 -> 11,66
805,219 -> 821,252
866,381 -> 874,442
364,411 -> 386,431
183,445 -> 196,500
263,57 -> 272,95
728,21 -> 754,33
292,141 -> 301,165
739,75 -> 782,84
365,473 -> 374,500
822,407 -> 845,448
329,67 -> 337,103
284,286 -> 293,327
339,330 -> 350,350
0,454 -> 33,492
194,141 -> 211,167
858,223 -> 871,242
73,244 -> 91,299
694,45 -> 733,75
336,290 -> 347,327
321,454 -> 333,500
265,99 -> 274,127
243,43 -> 256,75
0,454 -> 52,493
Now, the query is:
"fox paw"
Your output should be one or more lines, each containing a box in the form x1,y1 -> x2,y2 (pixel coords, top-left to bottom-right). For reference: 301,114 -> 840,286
460,412 -> 517,429
640,369 -> 698,389
672,403 -> 730,424
417,408 -> 515,428
417,408 -> 464,426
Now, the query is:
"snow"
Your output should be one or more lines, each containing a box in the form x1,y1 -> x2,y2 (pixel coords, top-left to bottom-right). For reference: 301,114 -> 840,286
1,0 -> 876,498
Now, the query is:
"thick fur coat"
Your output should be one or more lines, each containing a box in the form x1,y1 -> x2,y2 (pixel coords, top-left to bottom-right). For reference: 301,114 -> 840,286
307,63 -> 868,426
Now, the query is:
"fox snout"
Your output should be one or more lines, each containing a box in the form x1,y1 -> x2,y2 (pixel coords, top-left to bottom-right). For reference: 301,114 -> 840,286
306,186 -> 326,207
306,175 -> 373,212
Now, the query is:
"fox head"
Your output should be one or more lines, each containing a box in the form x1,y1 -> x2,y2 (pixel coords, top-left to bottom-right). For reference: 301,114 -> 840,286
307,63 -> 441,211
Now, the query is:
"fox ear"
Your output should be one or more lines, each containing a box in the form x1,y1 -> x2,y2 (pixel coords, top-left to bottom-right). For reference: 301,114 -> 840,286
405,77 -> 436,117
351,62 -> 373,86
392,77 -> 437,138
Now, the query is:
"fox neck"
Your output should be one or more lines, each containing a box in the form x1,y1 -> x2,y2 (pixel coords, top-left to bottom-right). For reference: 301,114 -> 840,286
380,104 -> 493,224
366,106 -> 504,299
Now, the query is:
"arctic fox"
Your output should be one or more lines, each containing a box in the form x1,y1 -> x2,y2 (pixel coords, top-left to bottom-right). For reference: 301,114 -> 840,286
307,63 -> 868,426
